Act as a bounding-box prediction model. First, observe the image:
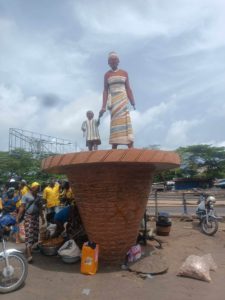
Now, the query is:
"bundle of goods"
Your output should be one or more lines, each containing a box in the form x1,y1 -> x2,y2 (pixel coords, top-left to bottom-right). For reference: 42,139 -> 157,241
39,236 -> 64,256
58,239 -> 81,264
178,254 -> 217,282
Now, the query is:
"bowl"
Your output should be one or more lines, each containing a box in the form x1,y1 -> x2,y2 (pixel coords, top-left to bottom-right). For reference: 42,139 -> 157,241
61,255 -> 80,264
39,244 -> 60,256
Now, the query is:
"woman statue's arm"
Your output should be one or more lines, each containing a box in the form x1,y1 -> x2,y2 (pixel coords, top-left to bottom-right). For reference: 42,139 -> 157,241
99,74 -> 108,117
125,74 -> 136,109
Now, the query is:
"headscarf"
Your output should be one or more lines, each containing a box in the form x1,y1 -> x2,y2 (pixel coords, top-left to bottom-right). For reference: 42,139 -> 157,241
31,182 -> 40,188
108,51 -> 119,59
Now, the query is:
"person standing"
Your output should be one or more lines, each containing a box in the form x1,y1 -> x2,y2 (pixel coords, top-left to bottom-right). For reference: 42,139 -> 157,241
16,182 -> 45,262
99,51 -> 136,149
13,180 -> 30,243
20,180 -> 29,197
81,110 -> 101,151
42,179 -> 61,223
60,181 -> 74,206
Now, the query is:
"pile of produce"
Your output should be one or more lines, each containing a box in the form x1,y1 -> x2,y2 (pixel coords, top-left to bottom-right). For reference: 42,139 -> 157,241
40,236 -> 64,247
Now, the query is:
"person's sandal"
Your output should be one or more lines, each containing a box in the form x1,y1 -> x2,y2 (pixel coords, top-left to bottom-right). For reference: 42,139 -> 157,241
27,256 -> 33,263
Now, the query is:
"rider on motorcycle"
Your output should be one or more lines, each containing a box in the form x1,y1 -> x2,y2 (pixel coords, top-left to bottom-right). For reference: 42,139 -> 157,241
0,188 -> 19,234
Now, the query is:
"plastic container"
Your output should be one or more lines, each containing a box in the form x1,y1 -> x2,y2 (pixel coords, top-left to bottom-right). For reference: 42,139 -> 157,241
81,242 -> 99,275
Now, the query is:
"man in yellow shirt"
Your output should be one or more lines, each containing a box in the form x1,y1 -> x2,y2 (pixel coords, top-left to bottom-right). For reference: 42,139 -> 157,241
43,179 -> 61,223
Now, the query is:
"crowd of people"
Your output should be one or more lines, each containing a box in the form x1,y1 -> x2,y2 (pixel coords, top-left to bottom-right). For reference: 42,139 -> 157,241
0,178 -> 80,263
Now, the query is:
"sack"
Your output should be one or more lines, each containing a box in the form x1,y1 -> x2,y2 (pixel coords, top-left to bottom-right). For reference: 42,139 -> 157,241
202,253 -> 217,271
58,240 -> 81,257
178,255 -> 211,282
81,242 -> 99,275
127,244 -> 142,263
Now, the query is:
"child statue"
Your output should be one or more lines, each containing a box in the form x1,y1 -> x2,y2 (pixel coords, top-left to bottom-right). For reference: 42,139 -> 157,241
81,111 -> 101,151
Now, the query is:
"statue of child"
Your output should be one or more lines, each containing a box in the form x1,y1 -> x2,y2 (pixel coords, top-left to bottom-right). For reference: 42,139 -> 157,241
81,111 -> 101,151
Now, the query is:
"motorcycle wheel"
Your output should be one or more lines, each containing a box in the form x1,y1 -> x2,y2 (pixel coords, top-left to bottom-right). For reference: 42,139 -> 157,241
201,217 -> 218,236
0,252 -> 28,293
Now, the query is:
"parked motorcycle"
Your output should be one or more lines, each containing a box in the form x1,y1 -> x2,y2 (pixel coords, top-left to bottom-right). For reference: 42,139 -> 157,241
196,194 -> 221,235
0,216 -> 28,293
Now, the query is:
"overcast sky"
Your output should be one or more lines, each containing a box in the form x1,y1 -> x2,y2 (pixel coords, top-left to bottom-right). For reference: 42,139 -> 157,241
0,0 -> 225,152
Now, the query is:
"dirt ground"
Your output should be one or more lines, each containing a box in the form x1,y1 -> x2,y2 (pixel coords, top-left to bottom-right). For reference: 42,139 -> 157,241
1,218 -> 225,300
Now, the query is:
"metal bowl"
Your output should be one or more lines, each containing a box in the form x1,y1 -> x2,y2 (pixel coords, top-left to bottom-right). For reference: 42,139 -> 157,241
39,244 -> 60,256
61,255 -> 80,264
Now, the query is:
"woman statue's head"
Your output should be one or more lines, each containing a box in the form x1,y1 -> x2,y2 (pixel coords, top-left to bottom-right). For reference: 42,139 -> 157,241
108,51 -> 119,70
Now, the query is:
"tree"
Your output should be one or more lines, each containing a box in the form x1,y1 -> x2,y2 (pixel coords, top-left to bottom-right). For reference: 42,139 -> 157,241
176,145 -> 225,179
0,149 -> 62,184
153,144 -> 225,183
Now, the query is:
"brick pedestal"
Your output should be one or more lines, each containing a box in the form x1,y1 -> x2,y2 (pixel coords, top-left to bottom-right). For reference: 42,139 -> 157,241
42,149 -> 180,264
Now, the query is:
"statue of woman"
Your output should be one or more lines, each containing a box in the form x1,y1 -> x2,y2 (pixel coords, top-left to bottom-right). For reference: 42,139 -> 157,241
99,52 -> 136,149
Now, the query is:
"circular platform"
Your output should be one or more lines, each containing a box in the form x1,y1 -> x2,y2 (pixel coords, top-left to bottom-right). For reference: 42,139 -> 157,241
41,149 -> 180,173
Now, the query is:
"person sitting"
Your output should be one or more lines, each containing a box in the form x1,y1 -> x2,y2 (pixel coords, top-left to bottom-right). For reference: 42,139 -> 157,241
1,187 -> 18,214
52,204 -> 87,248
0,187 -> 19,239
52,205 -> 72,237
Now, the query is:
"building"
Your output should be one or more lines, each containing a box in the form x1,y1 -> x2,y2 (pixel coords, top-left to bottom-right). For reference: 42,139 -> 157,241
174,178 -> 213,190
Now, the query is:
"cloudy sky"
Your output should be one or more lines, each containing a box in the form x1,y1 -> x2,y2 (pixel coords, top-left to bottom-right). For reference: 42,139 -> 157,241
0,0 -> 225,152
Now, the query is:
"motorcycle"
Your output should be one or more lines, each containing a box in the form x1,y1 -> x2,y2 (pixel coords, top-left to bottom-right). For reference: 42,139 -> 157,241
196,194 -> 221,236
0,214 -> 28,293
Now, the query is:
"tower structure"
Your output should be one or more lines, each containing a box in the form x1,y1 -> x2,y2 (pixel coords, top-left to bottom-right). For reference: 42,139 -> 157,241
9,128 -> 76,156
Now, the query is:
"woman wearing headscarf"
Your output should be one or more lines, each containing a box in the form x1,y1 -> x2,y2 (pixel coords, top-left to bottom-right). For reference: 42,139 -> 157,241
99,52 -> 136,149
16,182 -> 45,262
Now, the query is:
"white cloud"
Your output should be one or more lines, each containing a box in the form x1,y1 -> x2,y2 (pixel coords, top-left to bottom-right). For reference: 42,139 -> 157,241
73,0 -> 225,49
0,0 -> 224,152
0,17 -> 90,100
132,96 -> 178,133
165,119 -> 203,148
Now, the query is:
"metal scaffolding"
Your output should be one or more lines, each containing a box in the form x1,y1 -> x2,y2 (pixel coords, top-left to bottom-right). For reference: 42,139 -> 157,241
9,128 -> 76,156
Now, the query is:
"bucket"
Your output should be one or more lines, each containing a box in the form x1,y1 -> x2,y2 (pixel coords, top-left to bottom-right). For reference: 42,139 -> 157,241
156,221 -> 172,236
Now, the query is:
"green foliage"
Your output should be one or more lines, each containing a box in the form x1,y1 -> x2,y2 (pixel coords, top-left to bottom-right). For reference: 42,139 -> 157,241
153,144 -> 225,182
177,144 -> 225,179
0,149 -> 63,185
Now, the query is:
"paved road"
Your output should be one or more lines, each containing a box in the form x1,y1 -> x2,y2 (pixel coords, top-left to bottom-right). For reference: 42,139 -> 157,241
147,206 -> 225,217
